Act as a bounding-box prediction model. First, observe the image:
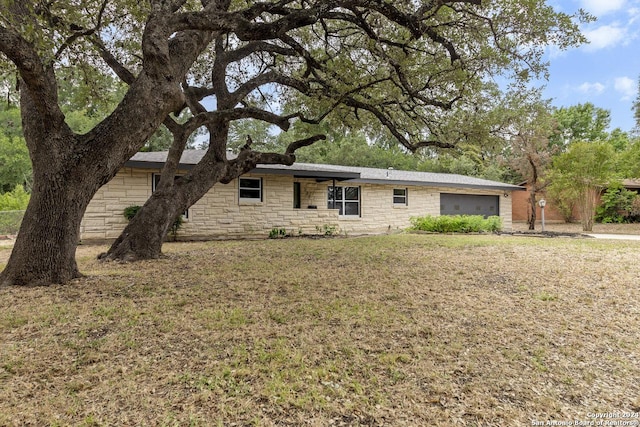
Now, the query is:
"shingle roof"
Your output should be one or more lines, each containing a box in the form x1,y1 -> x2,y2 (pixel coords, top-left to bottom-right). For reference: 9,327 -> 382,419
127,150 -> 524,192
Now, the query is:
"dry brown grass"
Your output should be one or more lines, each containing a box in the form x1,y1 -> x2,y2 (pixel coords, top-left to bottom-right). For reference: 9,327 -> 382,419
1,234 -> 640,426
512,221 -> 640,234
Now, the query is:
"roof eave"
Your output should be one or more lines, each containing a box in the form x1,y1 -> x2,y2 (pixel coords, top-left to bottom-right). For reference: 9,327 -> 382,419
124,160 -> 360,180
345,178 -> 525,192
254,167 -> 360,181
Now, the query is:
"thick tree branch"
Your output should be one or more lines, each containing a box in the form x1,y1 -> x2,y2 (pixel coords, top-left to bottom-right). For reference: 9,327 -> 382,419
0,26 -> 65,125
220,134 -> 326,183
91,36 -> 137,84
220,41 -> 298,66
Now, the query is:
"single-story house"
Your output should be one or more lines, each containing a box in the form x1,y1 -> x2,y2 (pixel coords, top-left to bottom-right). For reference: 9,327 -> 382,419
80,150 -> 524,241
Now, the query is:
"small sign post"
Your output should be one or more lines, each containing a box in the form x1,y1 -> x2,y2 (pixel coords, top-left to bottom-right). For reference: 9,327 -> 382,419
538,199 -> 546,232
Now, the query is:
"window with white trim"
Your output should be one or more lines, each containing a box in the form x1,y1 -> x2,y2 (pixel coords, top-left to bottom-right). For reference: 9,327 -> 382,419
152,174 -> 189,219
393,188 -> 408,205
328,186 -> 360,216
239,177 -> 262,202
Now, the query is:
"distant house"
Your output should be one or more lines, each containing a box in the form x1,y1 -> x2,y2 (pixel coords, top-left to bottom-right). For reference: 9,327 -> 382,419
80,150 -> 524,241
511,183 -> 572,223
512,179 -> 640,224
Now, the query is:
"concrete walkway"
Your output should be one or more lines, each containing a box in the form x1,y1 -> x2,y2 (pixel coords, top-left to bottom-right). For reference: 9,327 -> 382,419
585,233 -> 640,241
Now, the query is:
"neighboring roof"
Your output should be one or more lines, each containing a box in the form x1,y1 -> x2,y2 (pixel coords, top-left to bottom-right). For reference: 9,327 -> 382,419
126,150 -> 524,192
623,179 -> 640,189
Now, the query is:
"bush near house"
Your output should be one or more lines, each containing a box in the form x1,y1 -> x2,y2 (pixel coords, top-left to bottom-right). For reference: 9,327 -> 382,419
595,182 -> 637,224
409,215 -> 502,233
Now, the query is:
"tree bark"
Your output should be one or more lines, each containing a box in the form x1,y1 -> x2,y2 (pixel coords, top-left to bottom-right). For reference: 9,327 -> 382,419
528,187 -> 537,230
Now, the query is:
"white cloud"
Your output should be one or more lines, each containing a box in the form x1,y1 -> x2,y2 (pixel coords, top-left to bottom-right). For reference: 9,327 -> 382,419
614,76 -> 637,99
580,0 -> 626,16
582,24 -> 627,50
546,45 -> 565,59
629,7 -> 640,24
577,82 -> 606,94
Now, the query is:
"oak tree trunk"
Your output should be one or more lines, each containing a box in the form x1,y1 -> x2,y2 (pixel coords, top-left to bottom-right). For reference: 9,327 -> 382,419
100,189 -> 185,261
0,159 -> 97,286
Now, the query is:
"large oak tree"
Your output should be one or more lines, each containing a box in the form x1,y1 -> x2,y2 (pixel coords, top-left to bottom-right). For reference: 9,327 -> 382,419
0,0 -> 585,285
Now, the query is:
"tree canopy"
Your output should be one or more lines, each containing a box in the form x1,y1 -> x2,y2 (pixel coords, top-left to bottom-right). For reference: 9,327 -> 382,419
549,102 -> 611,148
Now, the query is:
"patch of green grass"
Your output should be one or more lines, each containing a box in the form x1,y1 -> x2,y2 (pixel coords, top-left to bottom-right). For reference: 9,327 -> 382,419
0,311 -> 28,331
530,348 -> 548,372
197,307 -> 251,329
535,291 -> 558,301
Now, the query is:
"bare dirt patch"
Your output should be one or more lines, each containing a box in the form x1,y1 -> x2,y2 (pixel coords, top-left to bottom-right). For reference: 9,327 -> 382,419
1,235 -> 639,425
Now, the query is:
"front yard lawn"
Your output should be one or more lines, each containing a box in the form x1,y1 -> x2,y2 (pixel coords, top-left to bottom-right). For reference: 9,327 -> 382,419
1,234 -> 639,425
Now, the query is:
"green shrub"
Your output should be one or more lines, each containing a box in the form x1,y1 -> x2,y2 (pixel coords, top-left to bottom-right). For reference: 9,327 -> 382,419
315,224 -> 338,236
269,227 -> 288,239
595,182 -> 637,224
123,205 -> 141,220
409,215 -> 502,233
169,215 -> 184,241
0,185 -> 30,211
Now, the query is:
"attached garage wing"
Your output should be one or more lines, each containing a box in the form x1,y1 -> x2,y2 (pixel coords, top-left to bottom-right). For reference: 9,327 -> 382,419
440,193 -> 499,218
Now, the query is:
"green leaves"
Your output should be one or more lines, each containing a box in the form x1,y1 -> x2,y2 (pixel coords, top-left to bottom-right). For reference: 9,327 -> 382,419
0,131 -> 31,193
547,141 -> 617,231
0,184 -> 29,211
409,215 -> 502,233
550,103 -> 612,148
549,141 -> 616,188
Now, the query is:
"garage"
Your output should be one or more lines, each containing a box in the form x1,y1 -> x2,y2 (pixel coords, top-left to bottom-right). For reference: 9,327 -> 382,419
440,193 -> 500,218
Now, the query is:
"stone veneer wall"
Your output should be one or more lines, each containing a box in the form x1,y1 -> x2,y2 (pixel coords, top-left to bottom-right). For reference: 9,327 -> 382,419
80,167 -> 513,241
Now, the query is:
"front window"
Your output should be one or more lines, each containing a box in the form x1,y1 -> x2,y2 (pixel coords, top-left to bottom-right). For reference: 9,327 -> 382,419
393,188 -> 408,205
239,177 -> 262,202
328,186 -> 360,216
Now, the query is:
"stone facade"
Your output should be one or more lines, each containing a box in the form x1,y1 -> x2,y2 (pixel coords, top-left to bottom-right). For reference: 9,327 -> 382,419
80,167 -> 513,242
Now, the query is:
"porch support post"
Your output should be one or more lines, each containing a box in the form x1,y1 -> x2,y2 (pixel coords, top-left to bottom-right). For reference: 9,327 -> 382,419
332,178 -> 336,209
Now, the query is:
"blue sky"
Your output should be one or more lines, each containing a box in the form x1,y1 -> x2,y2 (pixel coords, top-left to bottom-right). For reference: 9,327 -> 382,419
542,0 -> 640,132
